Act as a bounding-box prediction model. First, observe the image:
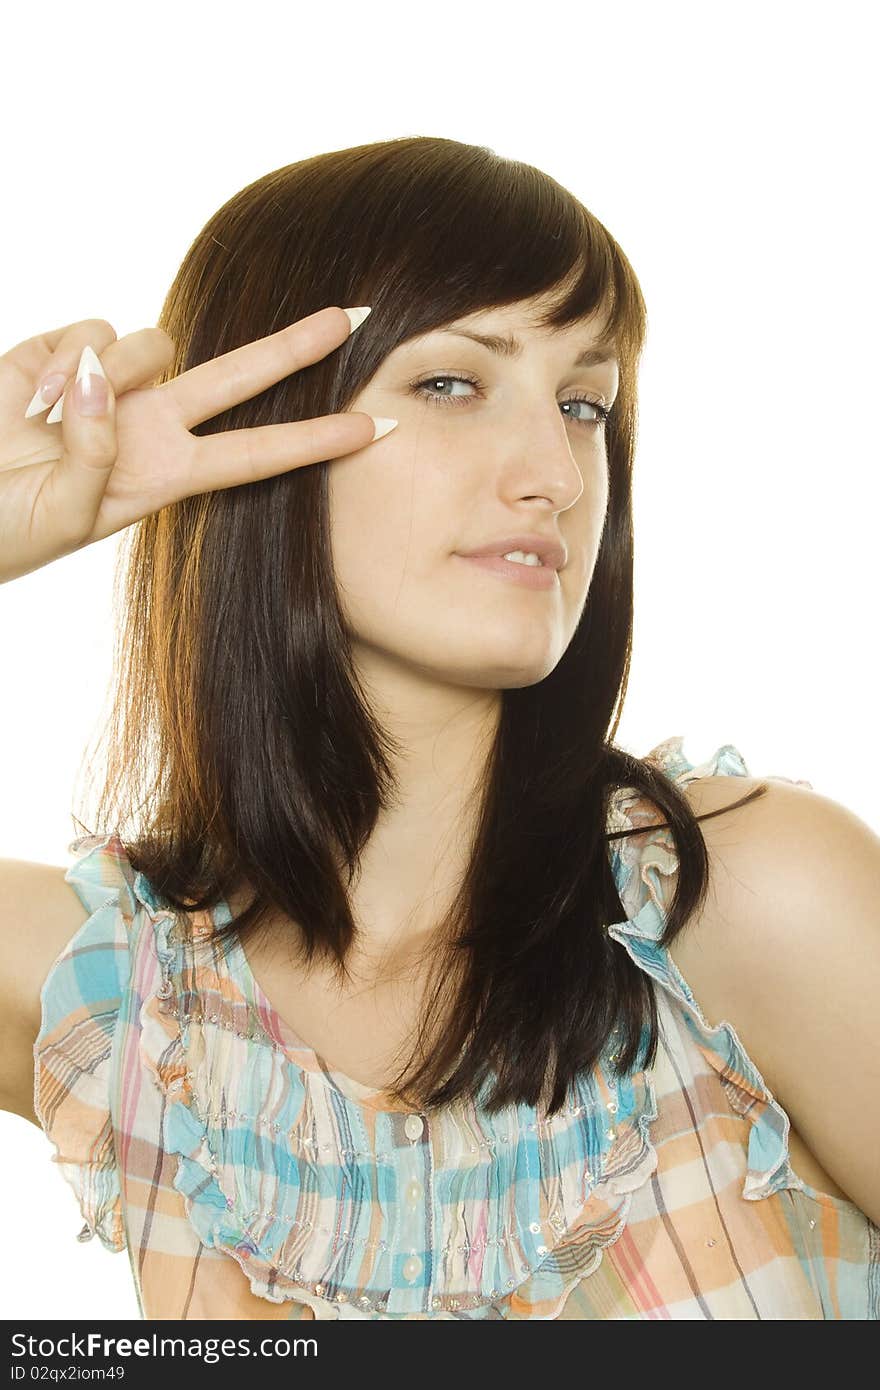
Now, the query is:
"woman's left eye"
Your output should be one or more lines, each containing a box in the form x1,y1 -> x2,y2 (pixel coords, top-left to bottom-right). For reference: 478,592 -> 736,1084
408,373 -> 611,428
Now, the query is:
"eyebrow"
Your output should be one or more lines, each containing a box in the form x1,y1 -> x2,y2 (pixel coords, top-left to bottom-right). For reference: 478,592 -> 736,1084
437,328 -> 618,369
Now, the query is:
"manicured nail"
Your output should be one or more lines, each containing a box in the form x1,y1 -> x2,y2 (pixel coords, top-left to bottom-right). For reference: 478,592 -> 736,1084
24,371 -> 68,419
370,416 -> 398,441
46,391 -> 66,424
343,306 -> 372,334
72,344 -> 109,416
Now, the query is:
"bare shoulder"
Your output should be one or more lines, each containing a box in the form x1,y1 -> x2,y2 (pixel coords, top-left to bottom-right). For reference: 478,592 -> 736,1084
669,772 -> 880,1221
668,772 -> 869,1055
661,774 -> 778,1021
675,771 -> 876,945
0,857 -> 91,1125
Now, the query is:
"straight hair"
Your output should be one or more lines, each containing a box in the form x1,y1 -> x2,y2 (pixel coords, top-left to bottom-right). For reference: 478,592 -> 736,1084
75,136 -> 767,1116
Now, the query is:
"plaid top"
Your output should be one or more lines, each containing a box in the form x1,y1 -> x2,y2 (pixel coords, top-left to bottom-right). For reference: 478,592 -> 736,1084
33,737 -> 880,1320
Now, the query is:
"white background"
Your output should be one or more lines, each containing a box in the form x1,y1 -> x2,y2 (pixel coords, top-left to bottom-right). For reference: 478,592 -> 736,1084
0,0 -> 876,1321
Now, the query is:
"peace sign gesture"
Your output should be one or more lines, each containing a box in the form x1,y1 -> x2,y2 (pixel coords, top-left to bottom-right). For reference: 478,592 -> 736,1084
0,304 -> 396,584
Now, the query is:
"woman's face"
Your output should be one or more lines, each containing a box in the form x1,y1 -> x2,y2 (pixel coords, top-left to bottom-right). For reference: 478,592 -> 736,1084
330,297 -> 619,692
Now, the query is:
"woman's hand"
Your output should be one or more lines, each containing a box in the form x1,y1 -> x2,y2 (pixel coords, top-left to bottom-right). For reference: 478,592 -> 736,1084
0,304 -> 390,584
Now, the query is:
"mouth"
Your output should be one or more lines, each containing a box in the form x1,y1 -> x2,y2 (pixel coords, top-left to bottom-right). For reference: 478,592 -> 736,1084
453,553 -> 560,590
455,535 -> 567,571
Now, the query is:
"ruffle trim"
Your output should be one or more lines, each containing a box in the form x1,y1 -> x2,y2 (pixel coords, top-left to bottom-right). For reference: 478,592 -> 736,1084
131,869 -> 660,1318
32,832 -> 136,1252
606,735 -> 812,1203
43,738 -> 792,1314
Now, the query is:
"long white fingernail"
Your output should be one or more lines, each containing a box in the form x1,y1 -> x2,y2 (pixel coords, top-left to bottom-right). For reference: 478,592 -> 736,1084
72,344 -> 109,416
343,306 -> 372,334
24,371 -> 67,420
370,416 -> 398,441
46,391 -> 66,424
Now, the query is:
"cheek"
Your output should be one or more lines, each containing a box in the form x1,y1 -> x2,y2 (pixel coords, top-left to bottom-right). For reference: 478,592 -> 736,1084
572,452 -> 610,549
329,440 -> 463,581
328,453 -> 443,625
326,442 -> 601,677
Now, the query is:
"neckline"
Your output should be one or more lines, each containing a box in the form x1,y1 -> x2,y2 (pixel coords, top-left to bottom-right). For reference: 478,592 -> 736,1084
199,783 -> 653,1120
213,893 -> 418,1113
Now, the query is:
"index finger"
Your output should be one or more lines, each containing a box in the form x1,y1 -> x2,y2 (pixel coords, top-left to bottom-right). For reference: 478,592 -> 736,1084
161,305 -> 357,430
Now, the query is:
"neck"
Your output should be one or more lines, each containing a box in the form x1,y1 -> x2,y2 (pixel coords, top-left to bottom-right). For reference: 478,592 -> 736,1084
344,649 -> 500,972
227,655 -> 500,988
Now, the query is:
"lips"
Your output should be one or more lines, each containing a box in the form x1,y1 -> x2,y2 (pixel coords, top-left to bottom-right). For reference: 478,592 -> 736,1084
455,534 -> 567,570
454,553 -> 560,590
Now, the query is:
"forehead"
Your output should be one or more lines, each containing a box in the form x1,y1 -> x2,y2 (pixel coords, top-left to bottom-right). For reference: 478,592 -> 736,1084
405,319 -> 617,372
455,290 -> 612,332
401,312 -> 619,370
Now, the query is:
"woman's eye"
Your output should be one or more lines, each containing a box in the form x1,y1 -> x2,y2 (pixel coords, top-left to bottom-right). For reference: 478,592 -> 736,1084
409,373 -> 611,428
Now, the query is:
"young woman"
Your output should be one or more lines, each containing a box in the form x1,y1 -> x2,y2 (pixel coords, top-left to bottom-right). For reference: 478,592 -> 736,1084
1,136 -> 877,1320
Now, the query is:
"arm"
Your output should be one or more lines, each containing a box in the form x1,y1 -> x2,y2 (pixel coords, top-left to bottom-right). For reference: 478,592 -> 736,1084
672,777 -> 880,1227
0,858 -> 90,1124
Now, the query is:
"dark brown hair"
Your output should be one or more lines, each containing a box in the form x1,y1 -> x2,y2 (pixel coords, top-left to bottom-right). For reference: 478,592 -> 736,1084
74,136 -> 766,1116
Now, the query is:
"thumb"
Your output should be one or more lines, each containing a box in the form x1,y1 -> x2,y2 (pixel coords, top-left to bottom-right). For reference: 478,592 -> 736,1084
52,342 -> 114,428
50,344 -> 119,529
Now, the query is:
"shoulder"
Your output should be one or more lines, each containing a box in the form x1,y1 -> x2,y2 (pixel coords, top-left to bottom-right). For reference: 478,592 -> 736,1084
0,858 -> 93,1030
676,772 -> 878,953
0,858 -> 91,1123
671,773 -> 880,1224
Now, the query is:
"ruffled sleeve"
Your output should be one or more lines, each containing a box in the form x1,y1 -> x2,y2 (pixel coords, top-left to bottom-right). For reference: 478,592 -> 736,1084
606,736 -> 815,1204
32,832 -> 136,1252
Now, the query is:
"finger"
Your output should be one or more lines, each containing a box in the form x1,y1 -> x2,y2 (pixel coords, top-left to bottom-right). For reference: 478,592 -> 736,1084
84,327 -> 176,395
29,327 -> 175,421
186,410 -> 386,495
162,305 -> 356,430
15,320 -> 119,410
35,346 -> 119,542
12,318 -> 114,357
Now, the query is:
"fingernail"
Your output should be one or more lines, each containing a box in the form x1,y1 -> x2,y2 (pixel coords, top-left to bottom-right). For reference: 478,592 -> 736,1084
370,416 -> 398,441
24,371 -> 68,419
72,344 -> 109,417
343,306 -> 372,334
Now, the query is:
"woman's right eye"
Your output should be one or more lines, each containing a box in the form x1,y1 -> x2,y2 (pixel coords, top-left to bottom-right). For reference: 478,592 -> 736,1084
409,372 -> 481,407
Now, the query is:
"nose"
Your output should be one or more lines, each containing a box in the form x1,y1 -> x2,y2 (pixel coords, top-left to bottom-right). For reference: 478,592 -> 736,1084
505,410 -> 587,512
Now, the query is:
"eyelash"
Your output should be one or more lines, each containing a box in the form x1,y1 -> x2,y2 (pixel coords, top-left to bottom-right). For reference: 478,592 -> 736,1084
407,371 -> 613,428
